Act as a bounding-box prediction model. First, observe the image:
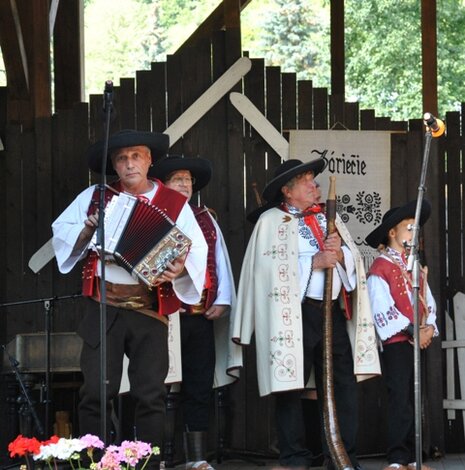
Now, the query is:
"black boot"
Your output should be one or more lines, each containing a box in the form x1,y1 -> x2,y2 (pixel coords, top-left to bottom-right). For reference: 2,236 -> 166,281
183,431 -> 212,470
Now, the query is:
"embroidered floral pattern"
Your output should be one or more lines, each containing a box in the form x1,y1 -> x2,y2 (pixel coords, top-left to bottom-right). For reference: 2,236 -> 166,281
271,330 -> 295,348
270,349 -> 297,381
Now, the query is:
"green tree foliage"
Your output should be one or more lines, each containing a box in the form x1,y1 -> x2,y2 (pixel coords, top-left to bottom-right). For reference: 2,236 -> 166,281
344,0 -> 465,120
151,0 -> 218,60
344,1 -> 423,120
84,0 -> 218,94
242,0 -> 331,85
85,0 -> 160,94
247,0 -> 465,120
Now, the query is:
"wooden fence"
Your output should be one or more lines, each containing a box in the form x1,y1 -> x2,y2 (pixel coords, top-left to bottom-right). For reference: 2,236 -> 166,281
0,26 -> 462,464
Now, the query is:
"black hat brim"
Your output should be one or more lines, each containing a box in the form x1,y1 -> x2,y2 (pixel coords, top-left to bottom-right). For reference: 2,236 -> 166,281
150,155 -> 212,192
246,200 -> 280,224
365,199 -> 431,249
87,130 -> 170,175
262,158 -> 327,203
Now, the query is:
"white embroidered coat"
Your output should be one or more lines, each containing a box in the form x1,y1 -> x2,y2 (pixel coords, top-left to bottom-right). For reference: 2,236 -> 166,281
232,207 -> 380,397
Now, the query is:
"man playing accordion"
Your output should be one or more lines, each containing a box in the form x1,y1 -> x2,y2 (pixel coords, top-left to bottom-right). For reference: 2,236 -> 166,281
51,129 -> 207,468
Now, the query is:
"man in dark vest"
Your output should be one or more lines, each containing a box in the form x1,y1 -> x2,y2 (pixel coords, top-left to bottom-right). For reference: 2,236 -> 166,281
152,155 -> 241,470
51,130 -> 208,467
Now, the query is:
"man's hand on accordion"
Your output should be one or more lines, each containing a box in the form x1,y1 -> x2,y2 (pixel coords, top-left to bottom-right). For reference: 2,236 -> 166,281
152,253 -> 187,285
73,210 -> 100,254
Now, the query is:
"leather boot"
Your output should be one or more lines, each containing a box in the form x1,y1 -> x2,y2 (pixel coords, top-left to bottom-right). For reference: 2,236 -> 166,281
183,431 -> 210,469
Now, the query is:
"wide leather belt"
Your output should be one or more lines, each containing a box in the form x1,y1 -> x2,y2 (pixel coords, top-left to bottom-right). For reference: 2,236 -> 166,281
92,281 -> 168,325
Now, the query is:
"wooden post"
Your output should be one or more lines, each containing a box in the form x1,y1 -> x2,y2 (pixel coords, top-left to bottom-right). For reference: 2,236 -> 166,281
421,0 -> 438,116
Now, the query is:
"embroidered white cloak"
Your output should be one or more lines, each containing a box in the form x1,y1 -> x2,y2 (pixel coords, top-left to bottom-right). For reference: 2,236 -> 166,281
232,207 -> 380,397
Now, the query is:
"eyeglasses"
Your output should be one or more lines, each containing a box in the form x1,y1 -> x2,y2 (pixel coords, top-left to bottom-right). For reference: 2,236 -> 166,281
168,176 -> 196,186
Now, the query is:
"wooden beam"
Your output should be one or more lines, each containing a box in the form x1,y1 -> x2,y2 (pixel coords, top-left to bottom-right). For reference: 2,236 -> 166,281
224,0 -> 241,29
421,0 -> 438,116
53,0 -> 85,109
28,0 -> 52,118
0,0 -> 29,99
176,0 -> 251,52
330,0 -> 345,99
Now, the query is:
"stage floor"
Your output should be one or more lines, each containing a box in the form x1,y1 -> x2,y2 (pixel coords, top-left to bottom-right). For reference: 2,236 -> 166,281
169,455 -> 465,470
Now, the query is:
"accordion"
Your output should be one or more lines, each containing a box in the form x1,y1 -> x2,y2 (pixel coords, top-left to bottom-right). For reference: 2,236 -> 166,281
97,192 -> 192,286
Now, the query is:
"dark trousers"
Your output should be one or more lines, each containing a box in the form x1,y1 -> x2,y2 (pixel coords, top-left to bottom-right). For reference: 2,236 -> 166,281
78,299 -> 168,450
275,301 -> 358,469
381,341 -> 415,465
180,314 -> 216,431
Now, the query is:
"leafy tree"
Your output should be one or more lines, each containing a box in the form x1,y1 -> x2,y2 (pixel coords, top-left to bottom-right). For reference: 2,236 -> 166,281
84,0 -> 159,94
248,0 -> 330,85
345,0 -> 465,120
84,0 -> 219,94
249,0 -> 465,120
344,1 -> 423,120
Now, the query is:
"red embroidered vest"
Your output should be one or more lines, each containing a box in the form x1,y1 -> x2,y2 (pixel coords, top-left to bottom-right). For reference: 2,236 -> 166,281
369,256 -> 426,344
182,205 -> 218,313
81,179 -> 187,316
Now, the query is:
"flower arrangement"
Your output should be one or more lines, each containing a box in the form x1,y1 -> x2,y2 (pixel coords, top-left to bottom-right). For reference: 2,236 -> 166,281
8,434 -> 159,470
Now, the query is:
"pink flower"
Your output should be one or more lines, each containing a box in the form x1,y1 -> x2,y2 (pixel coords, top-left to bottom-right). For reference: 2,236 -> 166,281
96,448 -> 122,470
80,435 -> 105,450
118,440 -> 152,467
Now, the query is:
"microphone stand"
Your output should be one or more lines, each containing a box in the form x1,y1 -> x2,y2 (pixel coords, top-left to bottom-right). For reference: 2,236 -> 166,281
2,344 -> 45,438
0,293 -> 82,437
97,80 -> 113,443
405,122 -> 434,470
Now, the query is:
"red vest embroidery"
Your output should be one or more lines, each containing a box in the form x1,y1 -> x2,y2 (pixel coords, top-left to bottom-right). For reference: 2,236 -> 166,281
369,256 -> 427,344
182,206 -> 218,313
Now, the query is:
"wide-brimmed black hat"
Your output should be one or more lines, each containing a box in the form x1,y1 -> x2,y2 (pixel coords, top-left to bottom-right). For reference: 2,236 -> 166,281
262,158 -> 327,203
365,199 -> 432,249
151,154 -> 212,193
87,129 -> 170,175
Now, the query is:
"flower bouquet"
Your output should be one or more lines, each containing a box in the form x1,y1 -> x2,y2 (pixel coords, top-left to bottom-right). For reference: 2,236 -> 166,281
8,434 -> 159,470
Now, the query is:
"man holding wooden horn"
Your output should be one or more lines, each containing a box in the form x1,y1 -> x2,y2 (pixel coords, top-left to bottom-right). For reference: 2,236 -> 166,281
51,130 -> 208,466
233,158 -> 380,470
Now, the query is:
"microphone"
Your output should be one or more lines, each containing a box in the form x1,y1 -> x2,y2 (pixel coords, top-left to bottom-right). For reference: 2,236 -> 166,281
423,112 -> 445,137
103,80 -> 114,114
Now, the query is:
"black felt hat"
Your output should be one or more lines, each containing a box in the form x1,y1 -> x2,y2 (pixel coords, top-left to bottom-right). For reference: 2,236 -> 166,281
87,129 -> 170,175
262,158 -> 327,203
150,154 -> 212,193
365,199 -> 432,249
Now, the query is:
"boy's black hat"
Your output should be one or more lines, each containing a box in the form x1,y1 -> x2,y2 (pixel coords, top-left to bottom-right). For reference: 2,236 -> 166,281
365,199 -> 431,249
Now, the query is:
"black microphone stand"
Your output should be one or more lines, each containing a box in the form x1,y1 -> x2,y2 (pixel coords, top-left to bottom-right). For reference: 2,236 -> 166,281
97,80 -> 113,443
0,293 -> 82,437
406,117 -> 438,470
2,344 -> 45,438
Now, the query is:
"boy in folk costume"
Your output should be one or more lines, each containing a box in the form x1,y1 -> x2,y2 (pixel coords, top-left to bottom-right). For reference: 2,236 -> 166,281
365,200 -> 438,470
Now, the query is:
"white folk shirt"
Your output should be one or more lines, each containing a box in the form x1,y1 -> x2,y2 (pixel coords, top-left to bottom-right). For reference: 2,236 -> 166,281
367,247 -> 438,342
284,204 -> 357,300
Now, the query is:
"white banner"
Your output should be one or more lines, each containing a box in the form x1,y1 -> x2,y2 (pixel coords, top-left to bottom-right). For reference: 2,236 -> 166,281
289,130 -> 393,264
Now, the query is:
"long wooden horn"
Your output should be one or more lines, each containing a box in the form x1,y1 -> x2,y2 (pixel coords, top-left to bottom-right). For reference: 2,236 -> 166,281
322,176 -> 354,470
